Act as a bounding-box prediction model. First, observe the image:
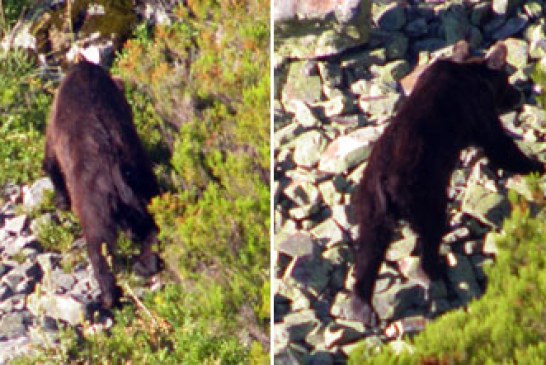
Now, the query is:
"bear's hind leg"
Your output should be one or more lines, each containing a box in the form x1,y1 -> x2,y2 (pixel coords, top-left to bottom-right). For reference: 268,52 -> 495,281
84,221 -> 122,309
352,222 -> 392,323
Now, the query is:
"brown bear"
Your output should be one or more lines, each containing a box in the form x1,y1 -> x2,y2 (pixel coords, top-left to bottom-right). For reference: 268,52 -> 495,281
351,41 -> 545,323
43,60 -> 161,309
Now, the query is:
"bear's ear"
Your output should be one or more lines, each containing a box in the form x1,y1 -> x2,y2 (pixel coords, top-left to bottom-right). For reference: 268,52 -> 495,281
451,40 -> 470,63
485,42 -> 507,70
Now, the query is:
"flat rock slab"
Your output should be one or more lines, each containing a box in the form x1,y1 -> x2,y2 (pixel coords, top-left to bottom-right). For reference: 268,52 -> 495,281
318,126 -> 383,174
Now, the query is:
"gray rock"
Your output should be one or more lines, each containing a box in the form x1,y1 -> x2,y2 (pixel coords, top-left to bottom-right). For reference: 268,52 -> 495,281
3,235 -> 40,258
284,256 -> 332,296
0,284 -> 13,301
27,292 -> 87,326
282,309 -> 320,342
275,123 -> 301,150
310,219 -> 346,248
318,180 -> 343,207
293,130 -> 327,168
277,232 -> 316,258
318,127 -> 382,174
405,18 -> 429,37
324,321 -> 365,348
371,60 -> 411,84
0,294 -> 27,313
23,177 -> 53,210
291,100 -> 321,128
440,6 -> 470,44
274,0 -> 372,59
0,263 -> 13,277
462,183 -> 510,227
4,215 -> 28,235
471,2 -> 491,26
284,179 -> 321,207
0,312 -> 29,339
2,262 -> 42,291
386,234 -> 417,262
36,253 -> 62,273
282,61 -> 322,106
373,283 -> 426,320
315,94 -> 356,118
375,3 -> 406,31
492,15 -> 528,40
0,335 -> 33,364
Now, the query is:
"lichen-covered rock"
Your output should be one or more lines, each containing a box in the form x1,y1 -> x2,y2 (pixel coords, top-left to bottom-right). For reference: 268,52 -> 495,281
274,0 -> 372,59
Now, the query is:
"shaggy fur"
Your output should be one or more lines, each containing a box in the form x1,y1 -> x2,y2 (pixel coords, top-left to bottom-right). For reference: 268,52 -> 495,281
43,61 -> 161,309
351,41 -> 545,323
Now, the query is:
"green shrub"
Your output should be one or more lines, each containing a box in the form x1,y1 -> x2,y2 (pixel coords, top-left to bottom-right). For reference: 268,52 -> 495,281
0,50 -> 52,186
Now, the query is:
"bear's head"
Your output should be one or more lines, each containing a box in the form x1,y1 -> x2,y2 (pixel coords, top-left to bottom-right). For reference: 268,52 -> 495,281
452,40 -> 522,112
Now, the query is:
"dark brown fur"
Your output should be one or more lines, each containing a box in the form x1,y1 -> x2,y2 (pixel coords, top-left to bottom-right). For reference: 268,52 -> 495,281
351,42 -> 545,323
43,61 -> 161,309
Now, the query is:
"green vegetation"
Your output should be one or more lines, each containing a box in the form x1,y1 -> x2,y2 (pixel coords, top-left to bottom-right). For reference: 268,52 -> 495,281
2,0 -> 269,363
349,175 -> 546,364
0,49 -> 52,186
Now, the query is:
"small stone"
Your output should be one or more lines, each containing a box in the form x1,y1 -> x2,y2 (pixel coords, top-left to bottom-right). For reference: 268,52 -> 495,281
293,130 -> 327,168
310,218 -> 346,248
288,205 -> 318,220
317,61 -> 343,88
274,123 -> 300,150
330,292 -> 355,319
5,215 -> 28,234
0,294 -> 27,312
23,177 -> 53,210
291,100 -> 321,128
277,232 -> 316,258
318,180 -> 343,207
